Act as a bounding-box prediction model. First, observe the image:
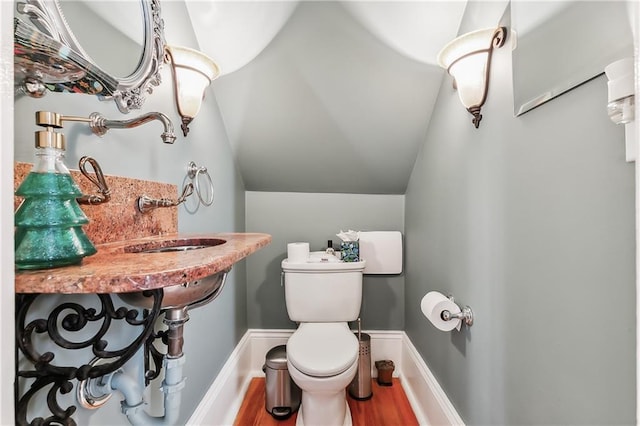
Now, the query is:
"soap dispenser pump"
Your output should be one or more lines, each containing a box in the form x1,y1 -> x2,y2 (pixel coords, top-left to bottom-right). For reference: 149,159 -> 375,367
14,111 -> 97,270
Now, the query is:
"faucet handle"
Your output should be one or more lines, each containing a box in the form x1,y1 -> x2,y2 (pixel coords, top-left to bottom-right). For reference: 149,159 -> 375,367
35,111 -> 64,128
77,156 -> 111,205
136,184 -> 194,214
35,111 -> 93,128
176,183 -> 194,204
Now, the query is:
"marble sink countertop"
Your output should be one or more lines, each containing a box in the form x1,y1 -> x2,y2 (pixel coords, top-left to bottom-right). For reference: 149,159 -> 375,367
15,233 -> 271,294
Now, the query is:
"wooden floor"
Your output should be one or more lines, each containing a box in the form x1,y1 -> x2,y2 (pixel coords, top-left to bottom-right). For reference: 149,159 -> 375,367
234,377 -> 419,426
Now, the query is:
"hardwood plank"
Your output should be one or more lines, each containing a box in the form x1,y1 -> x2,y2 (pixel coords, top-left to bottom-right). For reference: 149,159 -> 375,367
234,378 -> 418,426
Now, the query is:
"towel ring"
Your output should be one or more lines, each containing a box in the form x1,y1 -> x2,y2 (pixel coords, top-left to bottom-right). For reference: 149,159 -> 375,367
187,161 -> 214,206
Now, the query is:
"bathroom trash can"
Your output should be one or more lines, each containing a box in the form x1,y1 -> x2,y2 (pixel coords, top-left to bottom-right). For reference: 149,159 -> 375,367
263,345 -> 301,419
375,360 -> 395,386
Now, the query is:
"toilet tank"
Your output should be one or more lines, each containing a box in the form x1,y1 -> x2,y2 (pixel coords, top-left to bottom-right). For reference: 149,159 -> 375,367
282,253 -> 365,322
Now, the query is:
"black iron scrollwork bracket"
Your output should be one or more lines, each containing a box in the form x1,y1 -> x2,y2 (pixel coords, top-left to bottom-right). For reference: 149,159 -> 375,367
15,290 -> 164,426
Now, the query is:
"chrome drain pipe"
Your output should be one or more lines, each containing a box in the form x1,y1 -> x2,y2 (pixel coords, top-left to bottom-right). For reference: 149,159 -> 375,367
164,307 -> 189,358
76,271 -> 231,424
79,307 -> 189,425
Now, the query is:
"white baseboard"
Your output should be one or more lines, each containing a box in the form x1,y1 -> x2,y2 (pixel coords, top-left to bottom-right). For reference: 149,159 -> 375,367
187,329 -> 464,426
399,334 -> 465,426
186,332 -> 253,426
247,329 -> 291,376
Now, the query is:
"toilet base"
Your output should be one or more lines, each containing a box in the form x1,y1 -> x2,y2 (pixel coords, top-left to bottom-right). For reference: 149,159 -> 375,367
296,400 -> 352,426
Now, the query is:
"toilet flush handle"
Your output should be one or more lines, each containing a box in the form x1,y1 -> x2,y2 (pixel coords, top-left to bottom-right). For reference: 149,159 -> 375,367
281,271 -> 285,287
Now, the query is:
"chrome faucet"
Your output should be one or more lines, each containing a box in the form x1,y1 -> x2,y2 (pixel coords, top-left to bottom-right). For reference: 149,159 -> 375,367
45,111 -> 177,144
35,111 -> 177,144
89,112 -> 177,144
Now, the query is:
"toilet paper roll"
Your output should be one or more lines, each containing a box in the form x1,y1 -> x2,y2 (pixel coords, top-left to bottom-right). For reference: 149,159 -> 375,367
287,242 -> 310,263
421,291 -> 461,332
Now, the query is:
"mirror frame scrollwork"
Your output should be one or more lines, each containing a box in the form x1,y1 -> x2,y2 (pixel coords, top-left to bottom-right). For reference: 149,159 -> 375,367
16,0 -> 166,113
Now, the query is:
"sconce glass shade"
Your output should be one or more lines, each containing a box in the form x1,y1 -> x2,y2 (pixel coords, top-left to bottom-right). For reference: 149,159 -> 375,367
165,45 -> 220,136
437,27 -> 507,128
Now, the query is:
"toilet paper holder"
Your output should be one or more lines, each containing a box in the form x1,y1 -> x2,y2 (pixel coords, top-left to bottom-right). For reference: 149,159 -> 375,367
441,295 -> 474,327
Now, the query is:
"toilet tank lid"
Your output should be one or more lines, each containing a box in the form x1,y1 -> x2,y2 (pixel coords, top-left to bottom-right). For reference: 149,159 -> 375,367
282,255 -> 366,272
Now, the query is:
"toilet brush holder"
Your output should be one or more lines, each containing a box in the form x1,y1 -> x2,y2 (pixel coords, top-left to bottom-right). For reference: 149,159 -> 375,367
349,332 -> 372,400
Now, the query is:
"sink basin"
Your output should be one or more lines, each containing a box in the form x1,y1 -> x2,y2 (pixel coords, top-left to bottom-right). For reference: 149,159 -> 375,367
136,245 -> 209,253
124,237 -> 226,254
118,269 -> 230,310
119,238 -> 229,309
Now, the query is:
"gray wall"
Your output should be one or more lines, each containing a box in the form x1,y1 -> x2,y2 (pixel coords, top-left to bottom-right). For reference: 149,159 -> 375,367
246,191 -> 405,330
14,2 -> 246,424
13,0 -> 638,424
404,2 -> 636,425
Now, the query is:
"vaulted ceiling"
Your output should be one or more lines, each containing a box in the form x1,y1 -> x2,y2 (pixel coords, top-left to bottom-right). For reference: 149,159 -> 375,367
187,1 -> 467,194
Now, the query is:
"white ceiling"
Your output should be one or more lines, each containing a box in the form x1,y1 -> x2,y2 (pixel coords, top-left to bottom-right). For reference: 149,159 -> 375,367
186,1 -> 467,194
185,1 -> 300,75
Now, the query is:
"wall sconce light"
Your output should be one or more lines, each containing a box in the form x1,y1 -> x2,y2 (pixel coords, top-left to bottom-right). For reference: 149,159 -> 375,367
605,57 -> 636,162
165,45 -> 220,137
437,27 -> 507,128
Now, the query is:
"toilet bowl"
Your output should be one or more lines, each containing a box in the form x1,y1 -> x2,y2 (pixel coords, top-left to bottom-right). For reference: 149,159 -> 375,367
286,323 -> 359,426
282,251 -> 365,426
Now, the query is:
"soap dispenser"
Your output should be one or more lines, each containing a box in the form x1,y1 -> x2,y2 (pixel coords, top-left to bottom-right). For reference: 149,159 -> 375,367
14,111 -> 97,270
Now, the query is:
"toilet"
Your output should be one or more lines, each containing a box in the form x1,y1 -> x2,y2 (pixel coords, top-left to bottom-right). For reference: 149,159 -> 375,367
282,251 -> 366,426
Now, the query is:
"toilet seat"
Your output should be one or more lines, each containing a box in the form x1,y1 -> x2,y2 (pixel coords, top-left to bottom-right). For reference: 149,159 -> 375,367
287,323 -> 358,377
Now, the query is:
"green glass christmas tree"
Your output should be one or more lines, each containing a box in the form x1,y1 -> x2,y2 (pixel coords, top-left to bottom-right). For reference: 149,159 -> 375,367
15,115 -> 96,270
